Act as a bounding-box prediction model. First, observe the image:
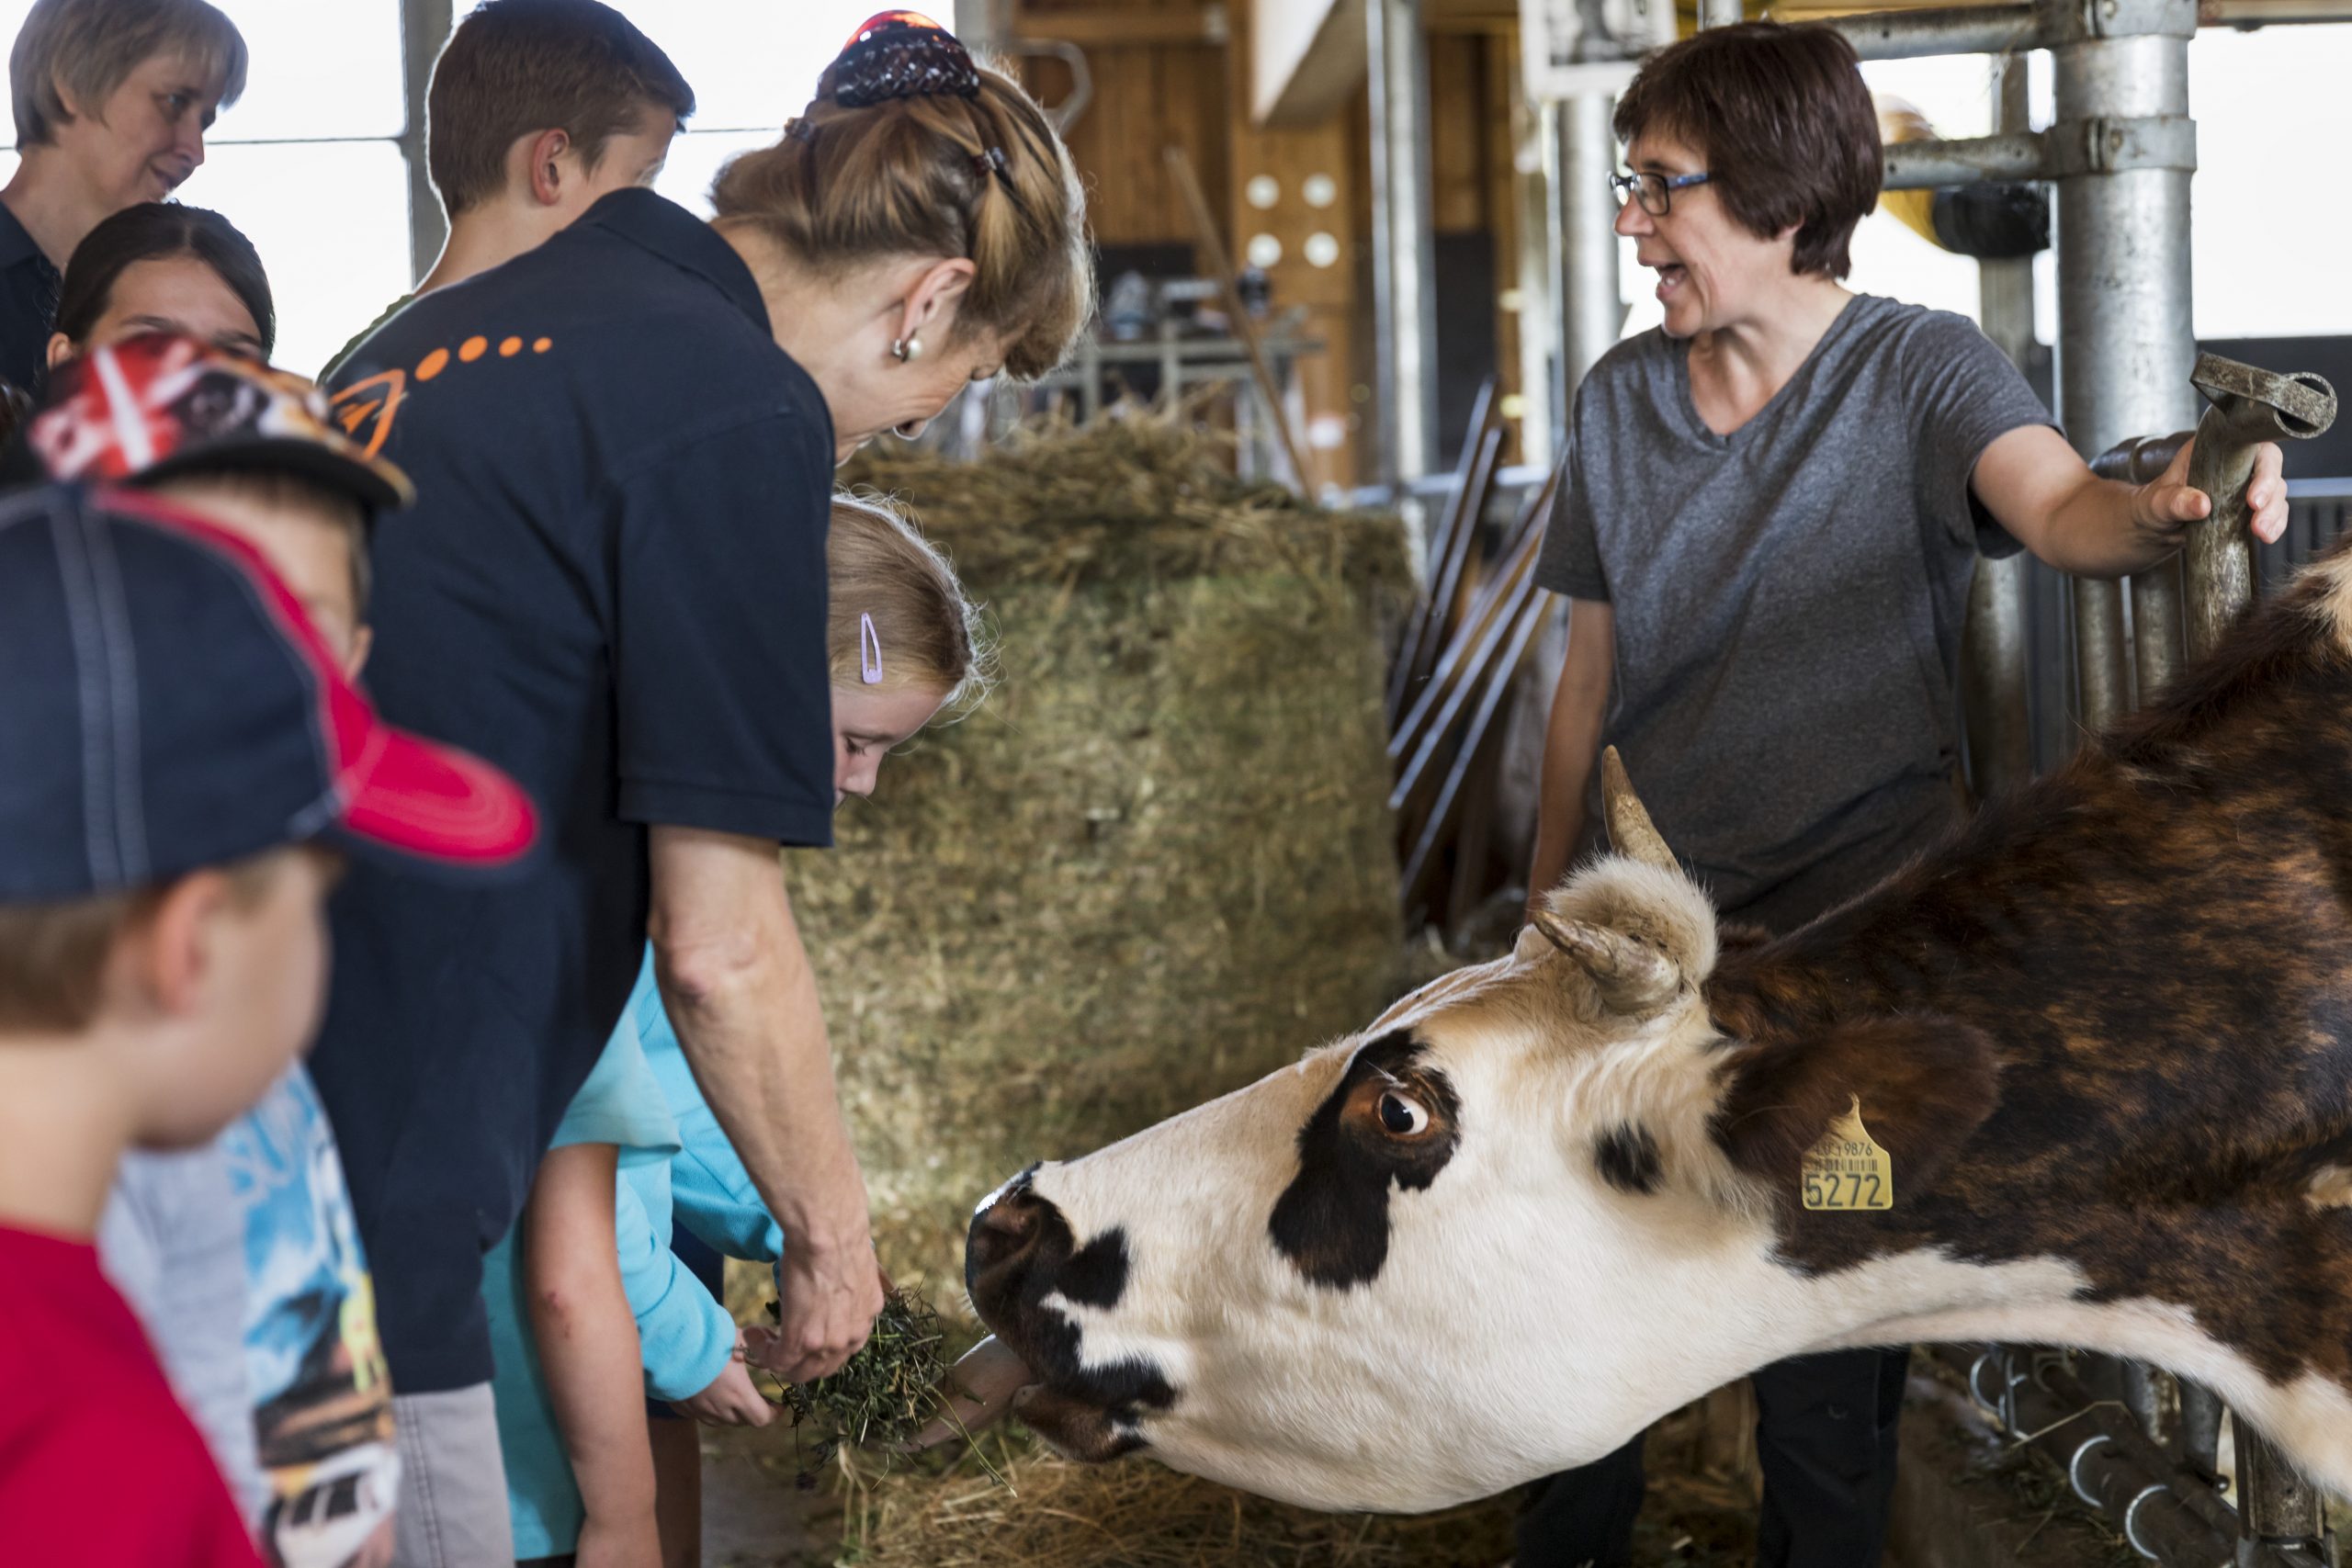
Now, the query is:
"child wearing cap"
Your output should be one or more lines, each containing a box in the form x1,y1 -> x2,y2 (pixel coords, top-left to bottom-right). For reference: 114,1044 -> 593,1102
489,493 -> 989,1567
0,402 -> 536,1564
15,332 -> 475,1568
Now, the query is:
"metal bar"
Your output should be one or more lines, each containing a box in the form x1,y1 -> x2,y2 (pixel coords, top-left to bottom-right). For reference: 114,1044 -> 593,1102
2237,1427 -> 2331,1562
1842,5 -> 2039,56
2181,354 -> 2339,660
1826,3 -> 2040,59
1699,0 -> 1746,27
1399,593 -> 1549,914
1881,131 -> 2045,190
1389,513 -> 1544,783
2052,10 -> 2198,737
400,0 -> 454,288
1553,94 -> 1623,404
1163,145 -> 1312,494
1387,379 -> 1503,722
1367,0 -> 1440,504
1962,55 -> 2036,802
1962,558 -> 2033,797
1510,63 -> 1555,472
1942,1348 -> 2307,1568
2092,433 -> 2193,695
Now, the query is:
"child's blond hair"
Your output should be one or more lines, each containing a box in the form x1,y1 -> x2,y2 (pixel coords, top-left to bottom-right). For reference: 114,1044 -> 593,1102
827,492 -> 987,714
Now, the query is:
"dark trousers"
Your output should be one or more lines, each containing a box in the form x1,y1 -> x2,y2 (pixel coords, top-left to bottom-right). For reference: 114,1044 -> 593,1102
1513,1346 -> 1911,1568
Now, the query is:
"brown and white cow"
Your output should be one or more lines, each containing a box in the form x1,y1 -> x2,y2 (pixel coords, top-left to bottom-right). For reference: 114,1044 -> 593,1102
962,537 -> 2352,1515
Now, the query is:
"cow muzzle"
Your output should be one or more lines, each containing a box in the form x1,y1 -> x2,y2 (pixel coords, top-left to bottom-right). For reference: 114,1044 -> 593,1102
964,1168 -> 1177,1461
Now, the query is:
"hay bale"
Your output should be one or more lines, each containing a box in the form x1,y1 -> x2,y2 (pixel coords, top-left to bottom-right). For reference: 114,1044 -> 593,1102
793,413 -> 1409,1297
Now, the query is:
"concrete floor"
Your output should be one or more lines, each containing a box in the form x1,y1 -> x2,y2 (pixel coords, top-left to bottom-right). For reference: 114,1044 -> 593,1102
696,1421 -> 840,1568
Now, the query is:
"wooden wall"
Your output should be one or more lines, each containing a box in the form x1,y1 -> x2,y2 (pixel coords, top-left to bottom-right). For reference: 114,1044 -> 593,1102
1008,0 -> 1530,488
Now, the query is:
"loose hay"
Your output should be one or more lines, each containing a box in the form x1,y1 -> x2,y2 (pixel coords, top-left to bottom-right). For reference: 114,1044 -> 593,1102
835,1437 -> 1521,1568
760,1286 -> 950,1483
799,413 -> 1410,1299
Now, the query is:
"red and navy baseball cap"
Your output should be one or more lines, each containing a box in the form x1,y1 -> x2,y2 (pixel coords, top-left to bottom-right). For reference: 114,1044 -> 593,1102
0,483 -> 537,899
21,332 -> 412,512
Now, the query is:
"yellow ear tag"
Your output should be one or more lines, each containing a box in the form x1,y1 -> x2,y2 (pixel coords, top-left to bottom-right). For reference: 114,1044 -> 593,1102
1801,1096 -> 1893,1211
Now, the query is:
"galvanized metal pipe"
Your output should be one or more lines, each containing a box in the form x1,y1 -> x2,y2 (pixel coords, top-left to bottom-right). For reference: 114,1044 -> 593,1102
400,0 -> 455,285
1367,0 -> 1440,502
2179,355 -> 2338,660
1963,58 -> 2036,800
2092,432 -> 2192,695
2052,5 -> 2198,733
1830,2 -> 2040,59
1881,131 -> 2046,191
1553,94 -> 1623,402
1951,1348 -> 2308,1568
2237,1427 -> 2332,1563
1699,0 -> 1745,27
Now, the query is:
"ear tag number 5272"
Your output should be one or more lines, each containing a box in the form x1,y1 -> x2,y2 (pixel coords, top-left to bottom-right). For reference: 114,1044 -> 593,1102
1801,1096 -> 1894,1212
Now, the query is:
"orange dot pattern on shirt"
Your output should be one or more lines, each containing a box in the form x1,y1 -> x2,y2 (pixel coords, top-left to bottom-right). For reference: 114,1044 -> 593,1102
410,334 -> 550,383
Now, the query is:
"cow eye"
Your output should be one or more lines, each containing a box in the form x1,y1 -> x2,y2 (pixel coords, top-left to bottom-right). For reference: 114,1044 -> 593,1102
1377,1091 -> 1429,1136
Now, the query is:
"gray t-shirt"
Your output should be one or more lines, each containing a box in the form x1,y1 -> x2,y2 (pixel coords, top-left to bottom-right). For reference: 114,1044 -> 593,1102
1536,293 -> 2052,930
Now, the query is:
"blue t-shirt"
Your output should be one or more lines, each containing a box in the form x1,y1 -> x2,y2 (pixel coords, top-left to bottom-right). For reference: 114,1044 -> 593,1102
484,1020 -> 681,1559
310,186 -> 839,1394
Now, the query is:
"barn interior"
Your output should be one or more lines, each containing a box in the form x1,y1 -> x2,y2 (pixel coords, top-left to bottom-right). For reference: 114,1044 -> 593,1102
10,0 -> 2351,1563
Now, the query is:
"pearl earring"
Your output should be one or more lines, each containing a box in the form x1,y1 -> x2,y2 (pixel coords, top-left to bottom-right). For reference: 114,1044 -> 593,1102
891,333 -> 924,364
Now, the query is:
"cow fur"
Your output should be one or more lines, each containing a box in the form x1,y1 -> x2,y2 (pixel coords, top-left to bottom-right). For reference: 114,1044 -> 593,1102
963,535 -> 2352,1514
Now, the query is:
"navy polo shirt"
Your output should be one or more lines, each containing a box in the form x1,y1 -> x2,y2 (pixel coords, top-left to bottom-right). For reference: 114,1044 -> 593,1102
0,199 -> 60,398
314,188 -> 836,1393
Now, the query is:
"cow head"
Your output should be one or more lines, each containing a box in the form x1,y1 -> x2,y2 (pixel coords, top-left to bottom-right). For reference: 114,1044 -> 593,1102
966,753 -> 2001,1512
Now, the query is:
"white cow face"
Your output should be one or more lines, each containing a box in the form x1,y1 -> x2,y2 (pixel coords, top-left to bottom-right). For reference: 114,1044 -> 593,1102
966,853 -> 1798,1513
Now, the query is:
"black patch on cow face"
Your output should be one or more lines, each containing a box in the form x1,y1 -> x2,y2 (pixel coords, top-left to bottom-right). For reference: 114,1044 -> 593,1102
1057,1226 -> 1132,1310
1594,1124 -> 1663,1195
965,1174 -> 1175,1450
1268,1032 -> 1464,1289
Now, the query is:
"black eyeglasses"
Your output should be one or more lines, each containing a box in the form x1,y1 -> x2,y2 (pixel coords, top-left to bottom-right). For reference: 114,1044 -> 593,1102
1610,170 -> 1713,216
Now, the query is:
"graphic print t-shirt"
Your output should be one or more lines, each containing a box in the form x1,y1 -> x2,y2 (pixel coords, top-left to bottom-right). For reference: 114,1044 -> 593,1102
218,1066 -> 401,1567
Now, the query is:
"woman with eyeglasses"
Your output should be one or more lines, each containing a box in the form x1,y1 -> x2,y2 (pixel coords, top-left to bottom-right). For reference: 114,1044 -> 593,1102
1520,21 -> 2284,1568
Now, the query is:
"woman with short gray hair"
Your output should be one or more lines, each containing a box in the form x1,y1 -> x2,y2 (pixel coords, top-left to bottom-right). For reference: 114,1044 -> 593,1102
0,0 -> 246,395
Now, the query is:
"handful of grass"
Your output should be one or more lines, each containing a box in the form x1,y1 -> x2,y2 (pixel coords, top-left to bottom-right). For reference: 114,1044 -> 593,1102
759,1284 -> 952,1483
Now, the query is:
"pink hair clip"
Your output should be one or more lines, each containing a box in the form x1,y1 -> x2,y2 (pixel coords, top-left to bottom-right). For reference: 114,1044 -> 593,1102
859,612 -> 884,684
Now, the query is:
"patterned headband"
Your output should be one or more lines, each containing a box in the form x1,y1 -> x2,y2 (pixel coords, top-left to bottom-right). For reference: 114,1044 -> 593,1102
832,11 -> 980,107
806,12 -> 1026,209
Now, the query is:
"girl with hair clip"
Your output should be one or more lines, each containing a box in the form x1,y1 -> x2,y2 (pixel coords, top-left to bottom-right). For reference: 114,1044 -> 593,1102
484,493 -> 989,1568
311,17 -> 1087,1556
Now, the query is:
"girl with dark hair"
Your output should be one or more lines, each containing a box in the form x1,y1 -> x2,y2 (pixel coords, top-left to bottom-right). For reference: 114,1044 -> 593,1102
46,200 -> 271,365
1521,20 -> 2290,1567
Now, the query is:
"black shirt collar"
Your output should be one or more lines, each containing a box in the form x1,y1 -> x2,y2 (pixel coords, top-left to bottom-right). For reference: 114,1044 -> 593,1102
578,188 -> 769,336
0,199 -> 56,276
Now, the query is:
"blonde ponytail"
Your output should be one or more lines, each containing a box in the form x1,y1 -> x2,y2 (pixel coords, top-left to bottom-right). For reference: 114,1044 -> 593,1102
713,64 -> 1091,380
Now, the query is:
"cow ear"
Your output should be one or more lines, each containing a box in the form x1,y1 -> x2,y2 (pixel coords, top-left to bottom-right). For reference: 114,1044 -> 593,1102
1711,1013 -> 2000,1201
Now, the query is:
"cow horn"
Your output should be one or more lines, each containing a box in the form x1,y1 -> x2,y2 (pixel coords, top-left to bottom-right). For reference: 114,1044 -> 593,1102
1600,748 -> 1677,874
1532,912 -> 1679,1014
